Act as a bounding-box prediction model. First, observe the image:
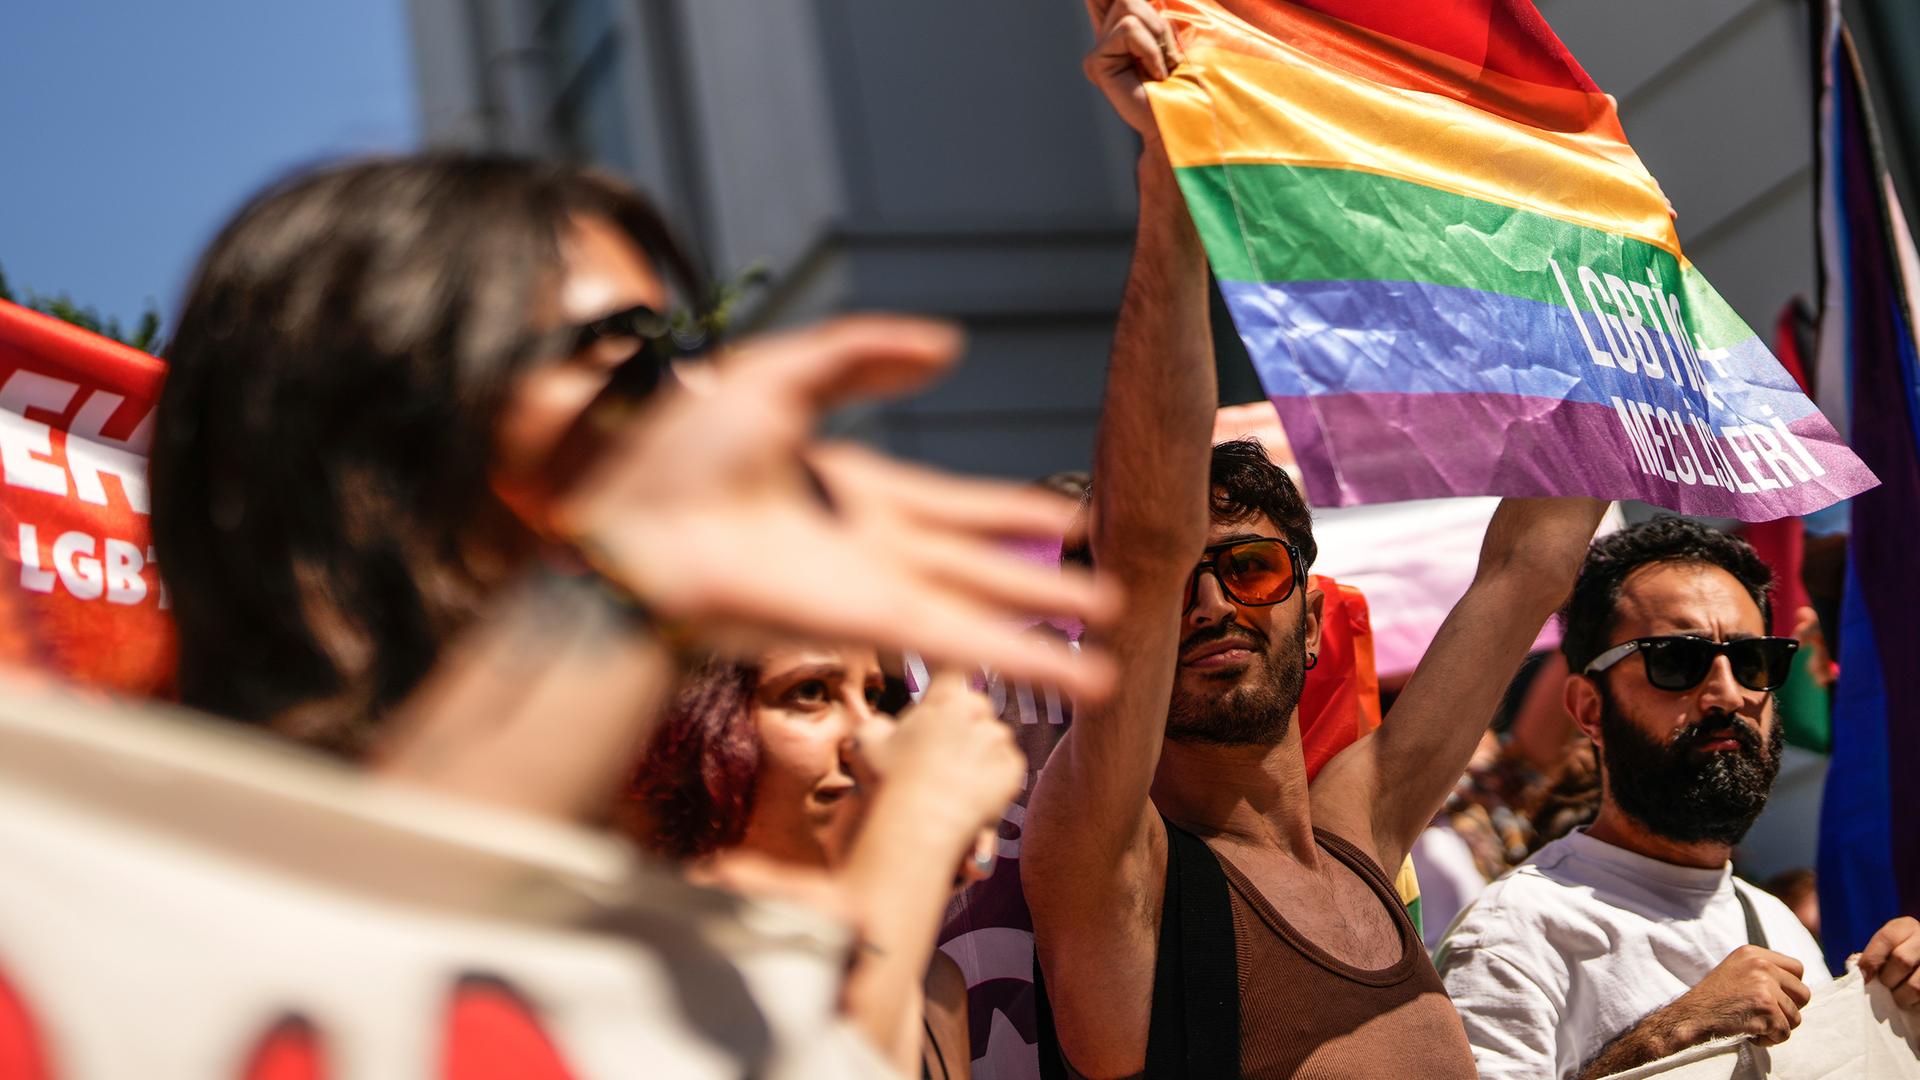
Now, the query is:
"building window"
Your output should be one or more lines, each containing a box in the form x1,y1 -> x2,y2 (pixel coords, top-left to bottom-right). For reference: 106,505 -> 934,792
539,0 -> 635,174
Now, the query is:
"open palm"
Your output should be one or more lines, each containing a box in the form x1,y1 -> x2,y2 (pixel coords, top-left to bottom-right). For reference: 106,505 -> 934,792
556,315 -> 1116,701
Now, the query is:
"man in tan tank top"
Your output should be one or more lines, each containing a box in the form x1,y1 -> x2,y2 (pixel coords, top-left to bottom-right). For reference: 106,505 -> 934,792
1021,3 -> 1609,1076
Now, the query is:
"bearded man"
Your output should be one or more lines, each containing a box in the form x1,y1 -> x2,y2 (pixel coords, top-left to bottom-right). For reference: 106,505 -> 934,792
1019,2 -> 1608,1076
1436,517 -> 1920,1079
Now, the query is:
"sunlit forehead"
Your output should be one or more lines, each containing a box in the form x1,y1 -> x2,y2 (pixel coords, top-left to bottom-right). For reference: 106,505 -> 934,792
1612,562 -> 1766,643
555,214 -> 671,327
1202,519 -> 1278,547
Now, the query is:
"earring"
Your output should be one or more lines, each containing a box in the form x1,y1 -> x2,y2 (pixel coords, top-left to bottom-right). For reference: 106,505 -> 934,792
1305,651 -> 1318,671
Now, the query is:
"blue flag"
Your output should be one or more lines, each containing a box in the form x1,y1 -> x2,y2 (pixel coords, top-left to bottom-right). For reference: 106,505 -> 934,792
1813,3 -> 1920,971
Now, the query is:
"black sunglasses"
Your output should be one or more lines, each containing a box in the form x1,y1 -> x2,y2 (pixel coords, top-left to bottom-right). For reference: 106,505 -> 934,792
1184,537 -> 1304,612
1583,634 -> 1799,693
540,302 -> 714,404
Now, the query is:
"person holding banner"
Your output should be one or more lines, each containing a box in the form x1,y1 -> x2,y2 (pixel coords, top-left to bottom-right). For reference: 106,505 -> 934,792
1020,4 -> 1606,1076
1435,517 -> 1920,1079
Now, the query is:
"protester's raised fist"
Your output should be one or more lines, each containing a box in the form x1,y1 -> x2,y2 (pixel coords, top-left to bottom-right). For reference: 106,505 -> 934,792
1859,915 -> 1920,1010
552,316 -> 1118,702
848,671 -> 1025,838
1668,945 -> 1811,1048
1083,0 -> 1182,139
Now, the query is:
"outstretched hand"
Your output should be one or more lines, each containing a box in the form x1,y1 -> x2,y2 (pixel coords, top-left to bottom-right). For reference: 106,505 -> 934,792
555,315 -> 1119,702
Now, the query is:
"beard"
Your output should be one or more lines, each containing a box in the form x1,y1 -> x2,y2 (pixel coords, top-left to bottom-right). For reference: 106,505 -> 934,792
1598,691 -> 1785,847
1165,614 -> 1306,747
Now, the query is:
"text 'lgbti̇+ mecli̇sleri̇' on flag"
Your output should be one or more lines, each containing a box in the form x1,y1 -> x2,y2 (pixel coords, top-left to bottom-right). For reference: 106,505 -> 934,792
1146,0 -> 1878,520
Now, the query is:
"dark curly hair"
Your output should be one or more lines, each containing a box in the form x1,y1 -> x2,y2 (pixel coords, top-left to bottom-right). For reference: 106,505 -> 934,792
1064,439 -> 1316,570
1560,517 -> 1773,674
623,658 -> 764,860
1208,438 -> 1317,571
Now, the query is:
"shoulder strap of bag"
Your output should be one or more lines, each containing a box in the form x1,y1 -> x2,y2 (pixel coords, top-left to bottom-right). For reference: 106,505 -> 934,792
1734,882 -> 1770,950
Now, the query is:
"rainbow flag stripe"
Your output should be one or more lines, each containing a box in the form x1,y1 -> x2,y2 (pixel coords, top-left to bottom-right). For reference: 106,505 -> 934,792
1148,0 -> 1876,518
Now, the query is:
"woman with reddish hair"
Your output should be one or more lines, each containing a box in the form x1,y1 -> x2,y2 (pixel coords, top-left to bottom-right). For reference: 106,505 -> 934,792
630,646 -> 1012,1080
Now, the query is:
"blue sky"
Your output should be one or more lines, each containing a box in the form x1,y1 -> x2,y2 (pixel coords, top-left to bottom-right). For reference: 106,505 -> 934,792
0,2 -> 419,332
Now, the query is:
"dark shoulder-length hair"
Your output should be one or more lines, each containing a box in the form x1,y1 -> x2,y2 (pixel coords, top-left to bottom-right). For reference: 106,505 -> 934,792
150,154 -> 704,755
625,658 -> 762,860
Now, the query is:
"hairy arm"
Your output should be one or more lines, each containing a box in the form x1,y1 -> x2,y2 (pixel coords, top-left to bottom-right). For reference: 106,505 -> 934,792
1313,498 -> 1608,869
1579,944 -> 1810,1078
1024,143 -> 1215,896
1575,1007 -> 1694,1080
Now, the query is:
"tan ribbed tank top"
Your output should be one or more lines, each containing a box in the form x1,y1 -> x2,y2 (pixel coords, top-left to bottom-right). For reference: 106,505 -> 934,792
1217,828 -> 1476,1079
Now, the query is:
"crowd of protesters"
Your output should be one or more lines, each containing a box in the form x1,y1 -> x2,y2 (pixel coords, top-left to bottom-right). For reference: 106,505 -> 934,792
4,1 -> 1919,1077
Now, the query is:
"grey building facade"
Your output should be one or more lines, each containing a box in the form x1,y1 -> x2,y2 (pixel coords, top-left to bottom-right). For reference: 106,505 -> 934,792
406,0 -> 1848,480
409,0 -> 1141,479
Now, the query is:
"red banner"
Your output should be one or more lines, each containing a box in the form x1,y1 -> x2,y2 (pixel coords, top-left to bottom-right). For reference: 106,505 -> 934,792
0,300 -> 173,694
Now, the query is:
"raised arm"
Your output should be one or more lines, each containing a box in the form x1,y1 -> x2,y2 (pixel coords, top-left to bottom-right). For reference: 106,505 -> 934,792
836,673 -> 1024,1074
1313,497 -> 1609,870
1025,0 -> 1210,913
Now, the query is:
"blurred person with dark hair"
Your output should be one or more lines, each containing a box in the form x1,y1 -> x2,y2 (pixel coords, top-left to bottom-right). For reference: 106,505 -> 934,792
1414,650 -> 1594,946
151,154 -> 1111,761
1021,6 -> 1607,1076
152,157 -> 704,755
627,653 -> 1019,1079
1437,517 -> 1920,1078
136,153 -> 1117,1071
1439,655 -> 1574,874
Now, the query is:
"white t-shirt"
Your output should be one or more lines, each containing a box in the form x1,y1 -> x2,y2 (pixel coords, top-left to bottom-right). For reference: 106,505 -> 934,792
1433,828 -> 1831,1080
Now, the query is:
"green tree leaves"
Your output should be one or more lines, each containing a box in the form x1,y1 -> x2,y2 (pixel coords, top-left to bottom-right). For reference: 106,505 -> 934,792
0,261 -> 162,353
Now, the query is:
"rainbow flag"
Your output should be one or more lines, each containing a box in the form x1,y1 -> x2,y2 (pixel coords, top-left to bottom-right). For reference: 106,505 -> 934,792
1147,0 -> 1876,520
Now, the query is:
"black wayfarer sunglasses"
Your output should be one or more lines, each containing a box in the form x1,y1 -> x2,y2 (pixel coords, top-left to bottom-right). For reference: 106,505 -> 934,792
528,303 -> 719,491
1583,634 -> 1799,693
1184,537 -> 1305,613
542,302 -> 715,405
